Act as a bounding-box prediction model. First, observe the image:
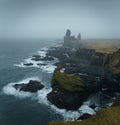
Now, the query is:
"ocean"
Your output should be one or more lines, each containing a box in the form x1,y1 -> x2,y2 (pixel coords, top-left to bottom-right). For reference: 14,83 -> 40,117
0,39 -> 113,125
0,39 -> 64,125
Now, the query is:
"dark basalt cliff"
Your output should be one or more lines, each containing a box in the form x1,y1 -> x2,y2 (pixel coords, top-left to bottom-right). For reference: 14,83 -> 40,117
47,70 -> 86,110
47,42 -> 120,110
47,30 -> 120,125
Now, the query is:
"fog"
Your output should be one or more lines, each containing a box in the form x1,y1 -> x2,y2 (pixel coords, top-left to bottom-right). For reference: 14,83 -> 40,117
0,0 -> 120,39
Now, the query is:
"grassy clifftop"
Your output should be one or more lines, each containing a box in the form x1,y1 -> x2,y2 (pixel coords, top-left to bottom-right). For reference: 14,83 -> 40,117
51,70 -> 85,92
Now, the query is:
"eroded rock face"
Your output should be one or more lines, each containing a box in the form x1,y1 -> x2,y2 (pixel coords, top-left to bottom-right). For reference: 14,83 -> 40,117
47,44 -> 120,111
47,89 -> 84,110
13,80 -> 44,93
109,49 -> 120,67
47,70 -> 87,110
109,49 -> 120,75
47,70 -> 102,110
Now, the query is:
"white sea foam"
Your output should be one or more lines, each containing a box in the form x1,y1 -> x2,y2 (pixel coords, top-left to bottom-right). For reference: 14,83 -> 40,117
3,77 -> 40,98
3,76 -> 96,121
36,87 -> 96,121
48,101 -> 96,121
14,47 -> 58,73
79,105 -> 95,115
9,44 -> 97,120
40,64 -> 57,73
60,68 -> 65,73
13,57 -> 42,68
37,89 -> 81,121
37,47 -> 48,58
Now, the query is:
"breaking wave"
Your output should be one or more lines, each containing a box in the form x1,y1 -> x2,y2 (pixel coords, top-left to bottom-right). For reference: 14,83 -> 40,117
14,47 -> 58,73
2,76 -> 96,121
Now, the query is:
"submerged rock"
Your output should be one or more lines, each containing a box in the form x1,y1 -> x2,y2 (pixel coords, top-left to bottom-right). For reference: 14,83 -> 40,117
13,80 -> 44,93
24,63 -> 33,66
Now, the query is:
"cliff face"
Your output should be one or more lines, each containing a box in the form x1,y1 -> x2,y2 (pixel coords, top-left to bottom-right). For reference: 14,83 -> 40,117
109,49 -> 120,74
46,36 -> 120,124
51,70 -> 85,92
47,70 -> 87,110
47,45 -> 120,110
49,94 -> 120,125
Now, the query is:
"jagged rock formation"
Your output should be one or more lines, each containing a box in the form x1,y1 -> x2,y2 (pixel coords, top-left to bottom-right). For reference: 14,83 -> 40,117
64,29 -> 81,49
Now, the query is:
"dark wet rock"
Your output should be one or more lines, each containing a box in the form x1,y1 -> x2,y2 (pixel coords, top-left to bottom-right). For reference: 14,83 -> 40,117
32,55 -> 42,58
91,52 -> 105,66
13,80 -> 44,93
89,104 -> 96,109
46,38 -> 120,111
37,63 -> 47,66
31,56 -> 54,61
47,90 -> 85,110
77,113 -> 92,120
100,75 -> 120,97
47,70 -> 102,110
47,70 -> 87,110
24,63 -> 33,66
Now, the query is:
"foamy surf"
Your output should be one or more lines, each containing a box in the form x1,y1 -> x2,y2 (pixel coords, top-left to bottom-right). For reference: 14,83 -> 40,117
14,47 -> 58,73
2,77 -> 40,98
48,100 -> 96,121
37,47 -> 48,58
3,77 -> 96,121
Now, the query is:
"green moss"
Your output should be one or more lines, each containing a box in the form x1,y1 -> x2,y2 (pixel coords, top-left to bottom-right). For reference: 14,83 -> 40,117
49,106 -> 120,125
51,70 -> 85,92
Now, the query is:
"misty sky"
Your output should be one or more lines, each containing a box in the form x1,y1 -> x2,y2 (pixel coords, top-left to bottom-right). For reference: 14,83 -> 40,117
0,0 -> 120,39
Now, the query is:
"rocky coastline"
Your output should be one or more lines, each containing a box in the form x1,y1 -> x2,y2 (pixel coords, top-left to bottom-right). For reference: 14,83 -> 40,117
46,45 -> 120,110
12,29 -> 120,124
47,30 -> 120,124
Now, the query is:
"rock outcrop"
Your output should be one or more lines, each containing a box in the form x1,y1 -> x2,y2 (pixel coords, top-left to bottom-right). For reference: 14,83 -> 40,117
13,80 -> 44,93
64,29 -> 81,49
47,41 -> 120,110
47,70 -> 86,110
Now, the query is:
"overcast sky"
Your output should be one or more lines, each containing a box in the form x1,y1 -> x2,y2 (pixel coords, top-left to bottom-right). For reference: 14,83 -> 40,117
0,0 -> 120,39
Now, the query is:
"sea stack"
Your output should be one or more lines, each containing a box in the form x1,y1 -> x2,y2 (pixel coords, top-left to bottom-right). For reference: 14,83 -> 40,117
64,29 -> 81,49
